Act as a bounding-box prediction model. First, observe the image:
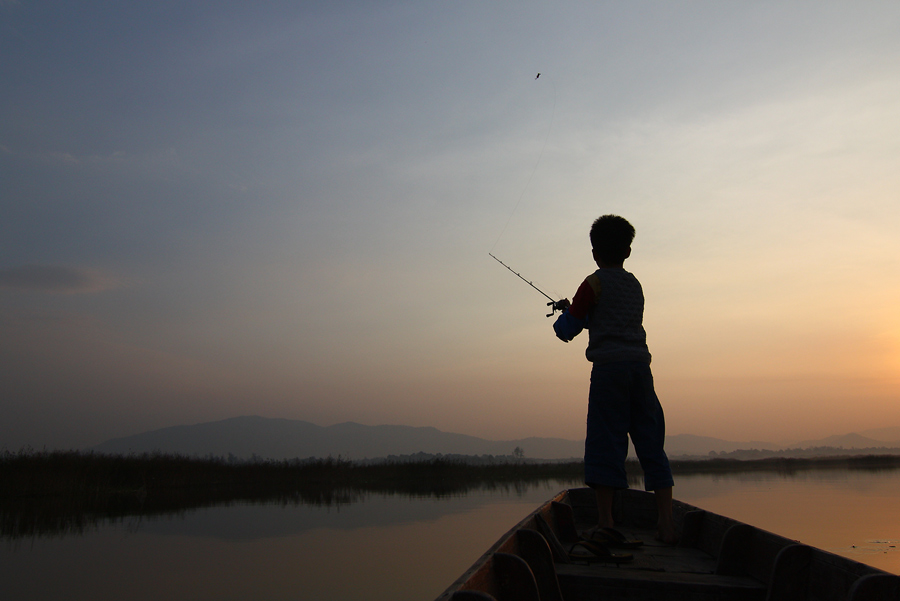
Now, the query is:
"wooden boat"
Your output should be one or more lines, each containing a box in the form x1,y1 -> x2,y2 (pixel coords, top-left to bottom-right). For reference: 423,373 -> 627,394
436,487 -> 900,601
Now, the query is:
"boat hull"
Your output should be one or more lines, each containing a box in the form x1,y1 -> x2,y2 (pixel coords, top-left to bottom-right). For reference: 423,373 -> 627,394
436,487 -> 900,601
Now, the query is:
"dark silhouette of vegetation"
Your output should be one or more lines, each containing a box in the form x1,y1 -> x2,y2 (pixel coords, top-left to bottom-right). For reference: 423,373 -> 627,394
703,446 -> 900,461
670,454 -> 900,475
0,450 -> 582,539
3,449 -> 899,539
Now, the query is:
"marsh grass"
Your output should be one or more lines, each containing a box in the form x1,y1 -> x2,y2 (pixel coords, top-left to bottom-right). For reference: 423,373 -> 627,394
670,454 -> 900,476
0,450 -> 583,539
3,450 -> 899,539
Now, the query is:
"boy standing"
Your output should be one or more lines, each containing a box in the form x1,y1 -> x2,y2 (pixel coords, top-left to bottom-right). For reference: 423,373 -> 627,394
553,214 -> 676,543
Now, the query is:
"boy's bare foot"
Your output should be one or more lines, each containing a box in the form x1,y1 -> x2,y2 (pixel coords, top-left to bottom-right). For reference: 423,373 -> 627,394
656,525 -> 678,545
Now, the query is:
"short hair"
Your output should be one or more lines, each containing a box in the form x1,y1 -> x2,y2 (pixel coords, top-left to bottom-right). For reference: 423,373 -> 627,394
590,215 -> 635,263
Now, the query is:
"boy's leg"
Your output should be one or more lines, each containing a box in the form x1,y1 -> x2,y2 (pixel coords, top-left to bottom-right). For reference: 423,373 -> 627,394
626,363 -> 676,542
584,363 -> 631,524
591,484 -> 616,529
653,486 -> 677,544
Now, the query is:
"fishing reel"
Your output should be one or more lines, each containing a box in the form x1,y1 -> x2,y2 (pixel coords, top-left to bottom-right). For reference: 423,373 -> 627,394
546,299 -> 569,318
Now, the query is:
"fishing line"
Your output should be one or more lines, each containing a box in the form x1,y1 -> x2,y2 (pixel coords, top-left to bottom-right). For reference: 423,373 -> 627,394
489,75 -> 557,255
487,74 -> 564,316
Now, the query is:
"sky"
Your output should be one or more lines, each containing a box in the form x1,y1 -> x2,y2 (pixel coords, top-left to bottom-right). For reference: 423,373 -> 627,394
2,1 -> 900,450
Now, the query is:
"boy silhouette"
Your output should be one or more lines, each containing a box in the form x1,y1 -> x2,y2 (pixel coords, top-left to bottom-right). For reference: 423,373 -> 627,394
554,214 -> 676,544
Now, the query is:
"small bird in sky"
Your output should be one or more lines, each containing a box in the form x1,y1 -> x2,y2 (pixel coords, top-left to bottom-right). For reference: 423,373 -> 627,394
535,73 -> 540,79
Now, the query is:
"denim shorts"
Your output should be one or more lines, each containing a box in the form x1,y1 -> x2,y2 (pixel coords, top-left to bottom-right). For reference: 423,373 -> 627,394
584,361 -> 674,491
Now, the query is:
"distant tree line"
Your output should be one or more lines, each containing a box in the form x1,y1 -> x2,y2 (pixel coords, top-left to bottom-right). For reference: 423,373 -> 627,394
702,446 -> 900,461
3,449 -> 899,539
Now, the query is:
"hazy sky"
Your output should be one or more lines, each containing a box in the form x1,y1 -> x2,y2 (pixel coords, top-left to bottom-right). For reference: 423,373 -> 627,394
3,1 -> 900,450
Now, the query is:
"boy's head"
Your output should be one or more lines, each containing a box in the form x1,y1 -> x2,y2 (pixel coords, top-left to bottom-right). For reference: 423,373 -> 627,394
590,214 -> 635,265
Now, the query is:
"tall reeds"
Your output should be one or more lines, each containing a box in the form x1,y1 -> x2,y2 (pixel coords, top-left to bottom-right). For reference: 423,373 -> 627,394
0,450 -> 583,539
4,450 -> 898,539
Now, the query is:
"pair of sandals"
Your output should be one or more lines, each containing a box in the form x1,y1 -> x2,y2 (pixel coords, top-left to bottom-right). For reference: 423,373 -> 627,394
568,527 -> 643,564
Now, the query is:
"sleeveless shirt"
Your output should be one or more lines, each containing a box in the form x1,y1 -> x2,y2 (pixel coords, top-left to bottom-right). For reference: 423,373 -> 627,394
584,268 -> 651,365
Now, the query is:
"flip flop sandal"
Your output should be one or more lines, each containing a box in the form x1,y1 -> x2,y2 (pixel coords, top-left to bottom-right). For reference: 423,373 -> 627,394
588,527 -> 643,549
568,539 -> 633,563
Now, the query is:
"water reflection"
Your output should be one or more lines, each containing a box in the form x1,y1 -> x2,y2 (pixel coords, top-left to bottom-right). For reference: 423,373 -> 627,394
674,468 -> 900,576
1,477 -> 584,541
1,480 -> 579,601
125,483 -> 581,541
3,469 -> 899,601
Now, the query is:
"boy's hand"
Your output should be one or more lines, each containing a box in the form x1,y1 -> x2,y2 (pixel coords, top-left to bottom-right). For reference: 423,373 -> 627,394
552,300 -> 585,341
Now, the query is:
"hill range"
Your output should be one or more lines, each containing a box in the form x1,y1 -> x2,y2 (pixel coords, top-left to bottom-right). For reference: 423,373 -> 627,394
91,416 -> 900,461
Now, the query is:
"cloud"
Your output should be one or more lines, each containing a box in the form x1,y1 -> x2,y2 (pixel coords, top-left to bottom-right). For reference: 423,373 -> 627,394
0,265 -> 118,294
48,151 -> 80,164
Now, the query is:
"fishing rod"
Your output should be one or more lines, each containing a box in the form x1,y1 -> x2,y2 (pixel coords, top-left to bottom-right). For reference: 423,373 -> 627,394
489,253 -> 567,317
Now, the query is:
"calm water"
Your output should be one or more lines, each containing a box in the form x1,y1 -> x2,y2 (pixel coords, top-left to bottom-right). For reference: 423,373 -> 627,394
3,469 -> 899,601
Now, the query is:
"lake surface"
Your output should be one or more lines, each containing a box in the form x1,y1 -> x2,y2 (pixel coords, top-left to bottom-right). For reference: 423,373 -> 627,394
3,469 -> 899,601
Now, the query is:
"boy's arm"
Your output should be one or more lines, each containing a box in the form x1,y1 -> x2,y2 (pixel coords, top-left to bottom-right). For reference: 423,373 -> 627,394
552,278 -> 597,342
553,309 -> 584,342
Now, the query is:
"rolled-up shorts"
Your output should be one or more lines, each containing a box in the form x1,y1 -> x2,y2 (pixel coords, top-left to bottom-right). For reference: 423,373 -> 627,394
584,361 -> 674,491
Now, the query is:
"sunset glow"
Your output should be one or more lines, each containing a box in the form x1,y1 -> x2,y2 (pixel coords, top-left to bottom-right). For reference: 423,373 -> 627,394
2,1 -> 900,450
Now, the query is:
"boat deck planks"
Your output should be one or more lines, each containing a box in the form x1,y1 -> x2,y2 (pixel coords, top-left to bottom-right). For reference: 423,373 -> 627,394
557,521 -> 766,601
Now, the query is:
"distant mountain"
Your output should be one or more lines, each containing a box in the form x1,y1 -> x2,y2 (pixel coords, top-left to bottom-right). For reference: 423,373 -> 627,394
91,416 -> 900,461
858,426 -> 900,445
92,416 -> 586,460
663,434 -> 781,456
